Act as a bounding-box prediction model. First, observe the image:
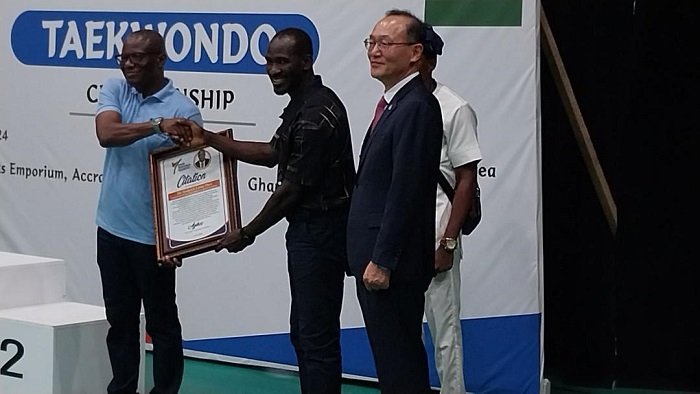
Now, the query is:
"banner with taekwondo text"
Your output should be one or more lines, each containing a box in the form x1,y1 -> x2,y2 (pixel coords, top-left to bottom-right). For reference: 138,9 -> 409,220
0,0 -> 541,391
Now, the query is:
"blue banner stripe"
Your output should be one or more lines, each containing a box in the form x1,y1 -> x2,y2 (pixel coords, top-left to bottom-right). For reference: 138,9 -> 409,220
184,313 -> 541,392
11,10 -> 319,74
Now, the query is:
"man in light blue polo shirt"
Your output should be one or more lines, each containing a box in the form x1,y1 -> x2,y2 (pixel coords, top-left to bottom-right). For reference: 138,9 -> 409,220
95,29 -> 202,394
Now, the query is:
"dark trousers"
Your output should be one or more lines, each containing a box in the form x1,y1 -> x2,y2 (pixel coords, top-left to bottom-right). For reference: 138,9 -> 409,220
285,209 -> 347,394
97,227 -> 183,394
356,278 -> 432,394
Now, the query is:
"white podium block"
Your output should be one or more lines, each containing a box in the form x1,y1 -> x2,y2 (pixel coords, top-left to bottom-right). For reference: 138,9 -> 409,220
0,302 -> 144,394
0,251 -> 66,309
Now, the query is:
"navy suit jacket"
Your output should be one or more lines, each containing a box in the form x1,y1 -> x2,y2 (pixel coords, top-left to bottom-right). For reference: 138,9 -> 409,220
347,75 -> 442,284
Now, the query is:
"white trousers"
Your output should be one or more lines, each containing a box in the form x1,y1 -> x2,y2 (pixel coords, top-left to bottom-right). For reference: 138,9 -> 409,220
425,249 -> 466,394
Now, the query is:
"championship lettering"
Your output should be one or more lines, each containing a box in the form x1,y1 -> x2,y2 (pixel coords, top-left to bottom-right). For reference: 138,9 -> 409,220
86,83 -> 235,110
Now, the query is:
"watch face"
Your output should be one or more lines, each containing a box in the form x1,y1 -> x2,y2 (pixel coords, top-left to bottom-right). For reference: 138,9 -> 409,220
442,238 -> 457,250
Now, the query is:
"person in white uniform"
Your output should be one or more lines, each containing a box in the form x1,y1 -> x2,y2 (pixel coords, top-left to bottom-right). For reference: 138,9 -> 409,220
420,24 -> 482,394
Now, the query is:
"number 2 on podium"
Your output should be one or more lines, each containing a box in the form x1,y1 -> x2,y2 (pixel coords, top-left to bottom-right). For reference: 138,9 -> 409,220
1,338 -> 24,379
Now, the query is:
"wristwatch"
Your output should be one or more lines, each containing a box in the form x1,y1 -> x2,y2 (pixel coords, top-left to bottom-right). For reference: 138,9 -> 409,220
150,117 -> 163,133
440,237 -> 458,252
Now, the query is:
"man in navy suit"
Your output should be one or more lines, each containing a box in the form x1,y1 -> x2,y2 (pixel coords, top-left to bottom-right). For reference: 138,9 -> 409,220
347,9 -> 443,394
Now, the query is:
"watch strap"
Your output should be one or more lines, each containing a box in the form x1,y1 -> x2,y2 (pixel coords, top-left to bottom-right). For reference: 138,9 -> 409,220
150,117 -> 163,133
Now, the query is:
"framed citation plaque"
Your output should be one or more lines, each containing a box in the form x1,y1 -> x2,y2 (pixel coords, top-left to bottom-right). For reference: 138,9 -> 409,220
149,129 -> 241,261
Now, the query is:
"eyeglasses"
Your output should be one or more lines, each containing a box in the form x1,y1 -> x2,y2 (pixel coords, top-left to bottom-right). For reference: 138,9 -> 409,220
115,52 -> 160,66
363,38 -> 417,51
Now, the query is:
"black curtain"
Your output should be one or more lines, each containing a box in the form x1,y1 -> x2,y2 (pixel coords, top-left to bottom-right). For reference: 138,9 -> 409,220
615,0 -> 700,389
542,0 -> 700,390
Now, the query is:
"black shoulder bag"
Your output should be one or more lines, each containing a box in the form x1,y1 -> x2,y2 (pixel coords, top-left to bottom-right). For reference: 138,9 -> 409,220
437,172 -> 482,235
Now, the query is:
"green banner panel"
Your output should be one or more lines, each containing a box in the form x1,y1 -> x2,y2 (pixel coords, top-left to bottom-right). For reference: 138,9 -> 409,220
425,0 -> 523,26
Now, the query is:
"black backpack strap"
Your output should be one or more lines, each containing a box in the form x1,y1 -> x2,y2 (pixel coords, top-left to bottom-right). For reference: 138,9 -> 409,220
437,171 -> 455,202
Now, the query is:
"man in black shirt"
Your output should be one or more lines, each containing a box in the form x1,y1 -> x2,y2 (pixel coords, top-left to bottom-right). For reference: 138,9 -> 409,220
170,28 -> 355,394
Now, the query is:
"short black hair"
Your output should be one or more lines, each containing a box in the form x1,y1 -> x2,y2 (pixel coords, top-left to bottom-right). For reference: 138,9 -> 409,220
127,29 -> 166,55
273,27 -> 313,58
385,9 -> 426,45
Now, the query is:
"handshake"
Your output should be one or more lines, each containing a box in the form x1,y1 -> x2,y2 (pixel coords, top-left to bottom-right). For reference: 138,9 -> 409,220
159,118 -> 208,148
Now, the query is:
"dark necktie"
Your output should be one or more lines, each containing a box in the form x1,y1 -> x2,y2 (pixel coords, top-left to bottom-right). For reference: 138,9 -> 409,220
370,96 -> 388,132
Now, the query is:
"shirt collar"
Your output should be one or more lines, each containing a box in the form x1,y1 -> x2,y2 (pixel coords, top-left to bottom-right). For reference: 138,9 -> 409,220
280,75 -> 323,120
383,71 -> 418,104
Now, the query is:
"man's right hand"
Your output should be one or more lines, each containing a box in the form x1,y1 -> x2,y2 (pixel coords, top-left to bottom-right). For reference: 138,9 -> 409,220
158,256 -> 182,268
162,118 -> 206,147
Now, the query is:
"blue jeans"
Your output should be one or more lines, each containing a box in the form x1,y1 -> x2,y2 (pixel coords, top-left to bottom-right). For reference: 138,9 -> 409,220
97,227 -> 183,394
286,209 -> 348,394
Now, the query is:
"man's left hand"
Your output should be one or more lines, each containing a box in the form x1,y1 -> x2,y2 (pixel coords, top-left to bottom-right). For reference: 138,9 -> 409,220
214,229 -> 253,253
434,248 -> 454,273
363,261 -> 391,291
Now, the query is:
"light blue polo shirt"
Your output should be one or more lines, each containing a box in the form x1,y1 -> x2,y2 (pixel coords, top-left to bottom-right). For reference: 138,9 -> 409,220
96,77 -> 203,245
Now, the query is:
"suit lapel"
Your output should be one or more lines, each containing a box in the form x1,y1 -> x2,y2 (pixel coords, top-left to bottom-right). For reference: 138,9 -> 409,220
357,76 -> 422,176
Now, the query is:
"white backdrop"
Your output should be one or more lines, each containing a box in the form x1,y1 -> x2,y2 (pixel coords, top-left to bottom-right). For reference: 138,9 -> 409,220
1,0 -> 541,391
